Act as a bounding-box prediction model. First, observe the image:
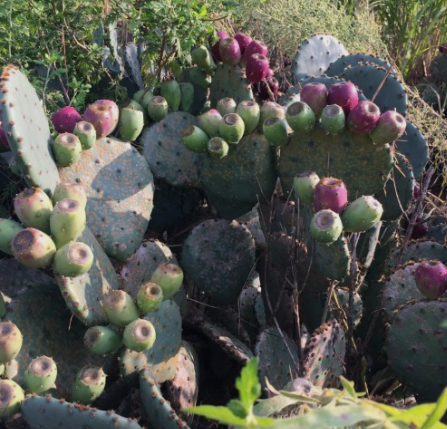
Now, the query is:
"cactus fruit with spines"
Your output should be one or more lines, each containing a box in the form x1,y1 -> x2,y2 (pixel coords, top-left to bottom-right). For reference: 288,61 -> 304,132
24,356 -> 57,394
73,121 -> 96,150
51,106 -> 82,134
53,133 -> 83,167
14,187 -> 53,233
83,326 -> 121,355
0,219 -> 23,255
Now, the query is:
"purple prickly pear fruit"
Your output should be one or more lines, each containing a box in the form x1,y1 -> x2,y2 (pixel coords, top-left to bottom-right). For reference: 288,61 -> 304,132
234,33 -> 253,55
11,228 -> 56,268
347,101 -> 381,134
0,122 -> 9,151
219,38 -> 242,66
300,83 -> 328,117
14,187 -> 53,234
313,177 -> 348,214
259,77 -> 279,101
93,99 -> 119,129
414,260 -> 447,299
51,106 -> 82,134
246,54 -> 270,84
411,215 -> 429,239
266,68 -> 274,78
327,82 -> 359,115
83,104 -> 116,138
243,40 -> 268,62
210,31 -> 229,62
198,109 -> 222,137
321,105 -> 346,135
369,110 -> 406,144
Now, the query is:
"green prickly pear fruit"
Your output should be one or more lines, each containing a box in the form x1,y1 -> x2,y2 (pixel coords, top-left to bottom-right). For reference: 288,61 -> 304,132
190,67 -> 212,88
293,171 -> 320,205
136,282 -> 163,315
179,83 -> 195,112
123,319 -> 156,352
50,199 -> 86,248
125,99 -> 149,125
160,80 -> 181,111
71,366 -> 106,404
236,100 -> 260,134
119,107 -> 144,142
53,133 -> 83,167
84,326 -> 122,355
217,98 -> 237,116
24,356 -> 57,394
286,101 -> 316,134
219,113 -> 245,144
208,137 -> 229,159
150,262 -> 184,299
192,45 -> 216,72
53,241 -> 94,277
0,322 -> 22,364
259,101 -> 285,133
0,380 -> 25,418
198,109 -> 222,137
11,228 -> 56,268
341,196 -> 383,232
14,187 -> 53,234
310,209 -> 343,245
133,89 -> 154,111
52,182 -> 87,209
263,117 -> 289,146
147,96 -> 169,122
321,104 -> 346,135
182,125 -> 209,153
103,290 -> 139,327
0,219 -> 23,255
73,121 -> 96,150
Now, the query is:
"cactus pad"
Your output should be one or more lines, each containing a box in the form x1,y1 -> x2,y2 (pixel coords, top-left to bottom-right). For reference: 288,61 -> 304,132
325,53 -> 394,78
330,288 -> 363,328
314,237 -> 350,280
178,67 -> 208,115
206,191 -> 256,220
59,136 -> 154,261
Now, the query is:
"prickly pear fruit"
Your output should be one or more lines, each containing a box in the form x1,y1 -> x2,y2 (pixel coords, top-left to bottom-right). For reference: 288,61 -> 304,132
103,290 -> 139,327
71,366 -> 106,404
246,53 -> 269,84
236,100 -> 260,134
133,89 -> 154,110
125,99 -> 149,125
327,82 -> 359,115
347,100 -> 381,134
341,195 -> 383,232
208,137 -> 229,159
53,241 -> 94,277
219,113 -> 245,144
313,177 -> 348,214
0,322 -> 22,364
160,80 -> 181,111
52,181 -> 87,209
300,83 -> 328,117
24,356 -> 57,394
11,228 -> 56,268
53,132 -> 83,167
219,38 -> 241,66
182,125 -> 209,153
258,76 -> 279,101
150,262 -> 184,299
94,99 -> 119,126
50,199 -> 86,248
84,326 -> 122,355
190,67 -> 212,88
119,106 -> 144,142
192,45 -> 216,72
147,96 -> 169,122
83,103 -> 117,138
123,319 -> 156,352
286,101 -> 316,134
369,110 -> 406,144
243,40 -> 268,62
310,209 -> 343,245
0,219 -> 23,255
234,33 -> 253,54
210,30 -> 229,62
293,171 -> 320,206
198,109 -> 222,137
259,101 -> 285,132
51,106 -> 82,133
73,121 -> 96,150
179,83 -> 195,112
136,282 -> 163,315
263,117 -> 289,146
414,261 -> 447,299
321,105 -> 346,135
14,187 -> 53,233
217,98 -> 237,116
0,380 -> 24,418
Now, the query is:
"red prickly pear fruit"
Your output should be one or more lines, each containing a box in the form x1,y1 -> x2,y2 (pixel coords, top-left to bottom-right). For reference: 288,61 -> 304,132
347,100 -> 381,134
369,110 -> 406,144
83,104 -> 116,138
93,100 -> 119,131
313,177 -> 348,214
234,33 -> 253,55
51,106 -> 82,134
266,68 -> 274,78
327,82 -> 359,115
300,83 -> 328,117
243,40 -> 268,62
219,38 -> 242,66
414,260 -> 447,299
259,77 -> 279,100
210,31 -> 229,62
0,122 -> 9,151
411,216 -> 429,239
246,54 -> 270,84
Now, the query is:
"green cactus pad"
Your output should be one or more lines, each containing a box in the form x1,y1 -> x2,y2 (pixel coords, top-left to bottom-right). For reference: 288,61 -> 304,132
387,299 -> 447,402
340,63 -> 408,116
55,227 -> 119,326
141,112 -> 204,188
374,153 -> 414,221
181,219 -> 256,305
206,191 -> 255,220
325,53 -> 395,78
278,128 -> 393,200
59,136 -> 154,261
238,286 -> 262,342
202,132 -> 277,206
119,300 -> 182,384
330,288 -> 363,328
303,320 -> 346,387
394,121 -> 429,180
22,395 -> 143,429
314,236 -> 350,280
209,63 -> 254,108
0,65 -> 60,193
255,326 -> 300,390
178,68 -> 208,115
291,34 -> 348,83
426,217 -> 447,244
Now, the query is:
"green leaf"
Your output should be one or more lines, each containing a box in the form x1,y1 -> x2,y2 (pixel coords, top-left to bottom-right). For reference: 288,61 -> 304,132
236,357 -> 262,413
228,399 -> 247,418
421,389 -> 447,429
183,405 -> 247,426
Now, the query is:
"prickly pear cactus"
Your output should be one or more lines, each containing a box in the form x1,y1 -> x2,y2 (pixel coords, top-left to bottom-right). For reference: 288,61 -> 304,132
314,237 -> 350,281
325,53 -> 395,78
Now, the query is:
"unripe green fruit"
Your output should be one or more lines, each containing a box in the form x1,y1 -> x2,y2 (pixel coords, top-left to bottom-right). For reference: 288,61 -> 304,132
218,113 -> 245,144
182,126 -> 209,153
103,290 -> 139,327
53,133 -> 83,167
293,171 -> 320,206
147,96 -> 169,122
136,282 -> 163,315
310,209 -> 343,245
286,101 -> 316,134
24,356 -> 57,394
150,262 -> 184,299
0,322 -> 22,364
0,380 -> 25,418
53,241 -> 94,277
84,326 -> 122,355
73,121 -> 96,150
71,366 -> 106,404
123,319 -> 156,352
341,196 -> 383,232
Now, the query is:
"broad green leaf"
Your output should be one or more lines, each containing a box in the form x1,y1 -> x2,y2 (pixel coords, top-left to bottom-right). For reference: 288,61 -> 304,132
236,358 -> 262,413
253,395 -> 301,417
228,399 -> 247,418
421,389 -> 447,429
183,405 -> 247,426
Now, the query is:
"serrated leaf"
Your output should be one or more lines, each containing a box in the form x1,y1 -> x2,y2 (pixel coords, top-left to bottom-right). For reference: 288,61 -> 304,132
236,358 -> 262,413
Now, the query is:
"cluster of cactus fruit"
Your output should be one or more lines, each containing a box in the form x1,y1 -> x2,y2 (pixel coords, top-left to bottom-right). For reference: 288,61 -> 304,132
0,27 -> 443,427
